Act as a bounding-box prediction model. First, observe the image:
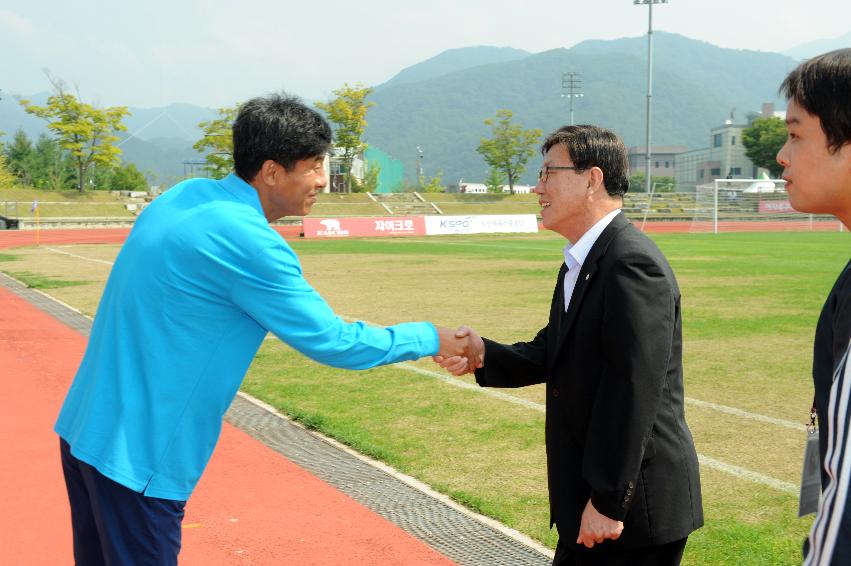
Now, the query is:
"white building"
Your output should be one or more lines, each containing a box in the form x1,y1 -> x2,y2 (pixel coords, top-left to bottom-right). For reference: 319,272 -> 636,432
458,182 -> 534,194
503,184 -> 533,194
323,147 -> 365,193
675,103 -> 782,192
459,182 -> 488,193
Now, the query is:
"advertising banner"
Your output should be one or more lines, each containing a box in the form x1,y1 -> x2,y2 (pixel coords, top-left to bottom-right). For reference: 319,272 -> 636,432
423,215 -> 539,235
303,216 -> 426,238
758,200 -> 795,213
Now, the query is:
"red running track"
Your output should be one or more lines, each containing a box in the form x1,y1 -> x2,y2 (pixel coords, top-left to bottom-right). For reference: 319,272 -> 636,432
0,225 -> 303,248
0,228 -> 454,565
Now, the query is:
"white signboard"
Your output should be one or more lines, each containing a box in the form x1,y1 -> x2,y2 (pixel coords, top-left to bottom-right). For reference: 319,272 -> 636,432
424,215 -> 539,235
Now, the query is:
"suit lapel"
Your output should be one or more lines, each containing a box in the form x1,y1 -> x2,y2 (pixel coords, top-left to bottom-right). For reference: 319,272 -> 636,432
553,213 -> 631,362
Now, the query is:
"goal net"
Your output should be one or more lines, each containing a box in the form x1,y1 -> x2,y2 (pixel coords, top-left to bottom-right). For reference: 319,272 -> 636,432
689,178 -> 842,233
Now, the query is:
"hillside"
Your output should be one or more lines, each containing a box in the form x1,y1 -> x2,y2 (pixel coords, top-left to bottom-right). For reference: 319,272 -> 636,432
378,46 -> 531,88
114,135 -> 203,187
783,31 -> 851,60
364,32 -> 799,185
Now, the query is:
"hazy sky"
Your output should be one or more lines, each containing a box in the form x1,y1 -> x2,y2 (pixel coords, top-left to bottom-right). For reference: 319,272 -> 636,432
1,0 -> 849,108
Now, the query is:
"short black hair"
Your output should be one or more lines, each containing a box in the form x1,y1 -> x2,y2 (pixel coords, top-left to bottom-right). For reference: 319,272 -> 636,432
541,125 -> 630,197
232,93 -> 332,181
780,48 -> 851,153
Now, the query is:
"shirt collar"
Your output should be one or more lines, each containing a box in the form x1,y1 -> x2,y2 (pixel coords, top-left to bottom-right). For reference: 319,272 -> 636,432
563,209 -> 622,270
219,173 -> 265,217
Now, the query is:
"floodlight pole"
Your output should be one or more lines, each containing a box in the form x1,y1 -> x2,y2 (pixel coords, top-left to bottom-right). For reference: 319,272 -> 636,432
416,146 -> 424,186
561,72 -> 584,125
635,0 -> 667,194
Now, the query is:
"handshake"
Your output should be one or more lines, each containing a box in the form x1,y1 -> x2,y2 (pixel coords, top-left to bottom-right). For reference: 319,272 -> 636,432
434,326 -> 485,375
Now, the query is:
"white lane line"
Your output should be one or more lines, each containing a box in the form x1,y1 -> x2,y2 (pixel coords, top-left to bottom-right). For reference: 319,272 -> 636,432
332,315 -> 805,431
42,246 -> 805,431
40,245 -> 806,492
697,455 -> 798,494
45,246 -> 115,266
393,362 -> 800,493
685,397 -> 805,432
397,362 -> 547,411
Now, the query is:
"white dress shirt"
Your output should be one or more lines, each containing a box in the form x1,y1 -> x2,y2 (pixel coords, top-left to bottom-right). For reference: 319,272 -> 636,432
563,209 -> 622,311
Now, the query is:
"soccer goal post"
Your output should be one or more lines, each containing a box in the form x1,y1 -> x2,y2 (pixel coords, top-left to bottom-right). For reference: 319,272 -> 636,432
689,178 -> 842,233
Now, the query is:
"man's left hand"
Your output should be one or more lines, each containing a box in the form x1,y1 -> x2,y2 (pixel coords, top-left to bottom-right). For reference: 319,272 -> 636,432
576,498 -> 624,548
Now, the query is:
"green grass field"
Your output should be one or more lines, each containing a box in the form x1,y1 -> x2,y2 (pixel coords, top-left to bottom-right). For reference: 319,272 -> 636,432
2,230 -> 846,564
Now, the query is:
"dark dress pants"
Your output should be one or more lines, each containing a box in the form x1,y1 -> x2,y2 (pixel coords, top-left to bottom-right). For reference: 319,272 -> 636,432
553,537 -> 688,566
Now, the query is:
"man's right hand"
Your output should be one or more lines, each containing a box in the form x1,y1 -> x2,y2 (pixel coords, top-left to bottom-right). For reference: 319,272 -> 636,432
433,326 -> 484,375
576,498 -> 624,548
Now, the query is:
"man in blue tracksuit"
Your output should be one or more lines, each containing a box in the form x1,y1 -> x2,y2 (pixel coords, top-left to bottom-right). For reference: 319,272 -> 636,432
55,94 -> 477,565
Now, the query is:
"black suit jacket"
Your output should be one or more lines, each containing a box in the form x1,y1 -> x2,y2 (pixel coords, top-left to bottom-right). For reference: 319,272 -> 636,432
813,260 -> 851,488
475,213 -> 703,551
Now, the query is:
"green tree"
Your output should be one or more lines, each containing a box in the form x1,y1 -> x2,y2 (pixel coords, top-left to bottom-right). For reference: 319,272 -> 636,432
484,167 -> 505,193
421,171 -> 445,193
477,109 -> 540,194
28,134 -> 75,191
20,76 -> 129,192
629,172 -> 676,193
4,129 -> 34,184
0,154 -> 16,189
354,160 -> 380,193
742,116 -> 786,177
194,105 -> 239,180
315,83 -> 374,192
109,163 -> 149,191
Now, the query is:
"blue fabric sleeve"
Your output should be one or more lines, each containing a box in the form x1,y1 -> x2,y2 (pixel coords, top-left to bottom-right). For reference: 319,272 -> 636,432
230,240 -> 439,369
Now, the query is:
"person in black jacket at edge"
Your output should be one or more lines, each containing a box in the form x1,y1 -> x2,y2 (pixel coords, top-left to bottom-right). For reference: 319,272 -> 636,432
776,49 -> 851,566
435,124 -> 703,565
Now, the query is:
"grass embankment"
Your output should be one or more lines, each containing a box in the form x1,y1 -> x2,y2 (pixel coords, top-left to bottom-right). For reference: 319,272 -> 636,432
0,187 -> 136,217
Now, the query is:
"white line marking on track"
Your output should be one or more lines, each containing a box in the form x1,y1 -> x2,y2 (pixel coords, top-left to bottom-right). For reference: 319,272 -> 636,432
391,362 -> 801,493
697,455 -> 798,494
396,362 -> 547,411
685,397 -> 805,431
41,245 -> 804,492
45,246 -> 115,266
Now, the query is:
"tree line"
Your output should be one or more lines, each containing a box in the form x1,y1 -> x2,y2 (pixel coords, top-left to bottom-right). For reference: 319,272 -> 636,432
192,84 -> 546,194
1,75 -> 147,192
1,75 -> 788,195
2,129 -> 148,192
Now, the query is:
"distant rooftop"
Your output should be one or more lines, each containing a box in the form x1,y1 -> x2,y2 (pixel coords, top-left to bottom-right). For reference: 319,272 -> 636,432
628,146 -> 689,155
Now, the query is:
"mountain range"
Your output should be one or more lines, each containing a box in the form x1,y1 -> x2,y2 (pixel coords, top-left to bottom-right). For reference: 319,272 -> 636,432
782,30 -> 851,60
364,32 -> 802,184
1,31 -> 848,187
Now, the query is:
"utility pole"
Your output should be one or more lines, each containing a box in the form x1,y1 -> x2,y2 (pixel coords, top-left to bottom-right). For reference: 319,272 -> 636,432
634,0 -> 668,194
416,146 -> 424,187
561,72 -> 584,125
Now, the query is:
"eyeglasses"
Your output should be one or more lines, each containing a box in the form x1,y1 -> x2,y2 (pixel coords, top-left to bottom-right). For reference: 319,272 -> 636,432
538,166 -> 578,183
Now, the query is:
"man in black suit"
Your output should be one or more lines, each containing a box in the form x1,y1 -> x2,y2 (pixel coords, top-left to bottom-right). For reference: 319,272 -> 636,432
437,125 -> 703,565
776,49 -> 851,565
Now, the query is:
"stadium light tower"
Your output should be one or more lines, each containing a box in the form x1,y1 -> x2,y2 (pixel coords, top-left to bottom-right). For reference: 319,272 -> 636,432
561,72 -> 584,125
416,146 -> 424,183
634,0 -> 668,194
